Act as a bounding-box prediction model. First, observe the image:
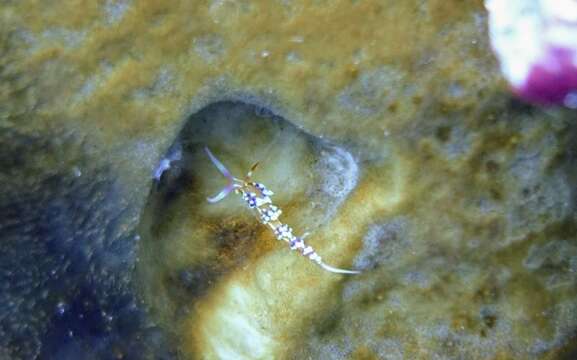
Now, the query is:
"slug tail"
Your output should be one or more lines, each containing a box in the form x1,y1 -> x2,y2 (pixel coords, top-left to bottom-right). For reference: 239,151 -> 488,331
319,262 -> 361,275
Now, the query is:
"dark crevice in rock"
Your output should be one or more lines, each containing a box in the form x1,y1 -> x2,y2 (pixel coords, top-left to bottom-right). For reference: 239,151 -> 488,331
0,129 -> 176,359
137,101 -> 360,355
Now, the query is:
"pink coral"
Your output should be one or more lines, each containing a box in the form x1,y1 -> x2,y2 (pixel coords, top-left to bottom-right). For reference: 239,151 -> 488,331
486,0 -> 577,107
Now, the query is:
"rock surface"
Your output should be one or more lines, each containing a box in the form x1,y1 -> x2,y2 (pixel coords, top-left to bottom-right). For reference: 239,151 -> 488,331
1,1 -> 576,359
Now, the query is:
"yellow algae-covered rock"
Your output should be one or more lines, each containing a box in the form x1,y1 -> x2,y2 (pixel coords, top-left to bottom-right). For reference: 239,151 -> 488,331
1,1 -> 577,359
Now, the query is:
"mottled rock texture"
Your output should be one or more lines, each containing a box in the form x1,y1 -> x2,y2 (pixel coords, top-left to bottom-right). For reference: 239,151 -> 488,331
1,1 -> 576,359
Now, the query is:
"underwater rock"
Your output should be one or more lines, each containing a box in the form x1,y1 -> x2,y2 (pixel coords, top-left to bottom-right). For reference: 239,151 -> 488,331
352,217 -> 411,272
524,240 -> 577,290
0,130 -> 174,359
136,101 -> 364,358
1,0 -> 577,359
338,66 -> 407,117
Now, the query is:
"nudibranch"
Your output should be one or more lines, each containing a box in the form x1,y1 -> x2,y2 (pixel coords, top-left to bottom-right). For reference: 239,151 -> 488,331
204,147 -> 360,275
486,0 -> 577,107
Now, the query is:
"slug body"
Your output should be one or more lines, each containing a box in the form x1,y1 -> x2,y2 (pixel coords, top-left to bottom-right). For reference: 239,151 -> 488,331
204,147 -> 360,275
